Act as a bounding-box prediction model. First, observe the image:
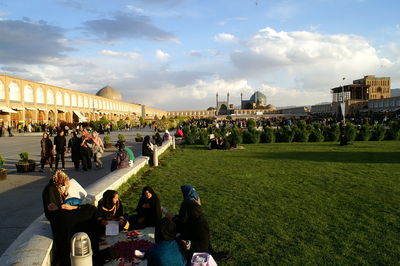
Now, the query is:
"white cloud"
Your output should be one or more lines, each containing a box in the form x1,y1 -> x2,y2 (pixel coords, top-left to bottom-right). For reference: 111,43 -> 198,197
188,49 -> 219,57
140,78 -> 254,110
231,27 -> 390,92
260,84 -> 329,107
98,49 -> 140,59
216,17 -> 247,26
126,5 -> 145,13
213,33 -> 238,43
156,49 -> 170,60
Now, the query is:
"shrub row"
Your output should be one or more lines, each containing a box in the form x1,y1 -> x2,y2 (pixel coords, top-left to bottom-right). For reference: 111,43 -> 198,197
182,120 -> 400,146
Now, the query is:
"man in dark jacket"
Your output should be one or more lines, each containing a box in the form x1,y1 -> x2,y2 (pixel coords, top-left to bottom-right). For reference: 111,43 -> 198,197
54,130 -> 67,170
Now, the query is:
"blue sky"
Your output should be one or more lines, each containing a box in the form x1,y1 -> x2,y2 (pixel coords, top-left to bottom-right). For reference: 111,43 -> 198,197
1,0 -> 400,110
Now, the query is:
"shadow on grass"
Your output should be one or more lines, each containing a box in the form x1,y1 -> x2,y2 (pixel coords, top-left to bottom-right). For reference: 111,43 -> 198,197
179,145 -> 208,150
231,151 -> 400,164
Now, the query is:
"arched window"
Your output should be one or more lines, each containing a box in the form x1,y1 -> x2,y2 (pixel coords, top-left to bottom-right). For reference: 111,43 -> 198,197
78,95 -> 83,107
9,82 -> 21,102
64,93 -> 71,107
36,87 -> 45,104
56,91 -> 63,106
0,80 -> 5,100
71,94 -> 77,107
24,85 -> 34,103
84,96 -> 88,108
47,89 -> 54,105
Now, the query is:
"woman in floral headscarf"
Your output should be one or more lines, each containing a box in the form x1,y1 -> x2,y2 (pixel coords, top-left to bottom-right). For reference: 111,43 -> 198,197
42,170 -> 97,265
91,131 -> 104,168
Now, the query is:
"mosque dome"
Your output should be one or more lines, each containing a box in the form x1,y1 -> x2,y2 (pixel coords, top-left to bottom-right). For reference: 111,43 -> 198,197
96,86 -> 122,101
266,104 -> 277,111
250,91 -> 267,106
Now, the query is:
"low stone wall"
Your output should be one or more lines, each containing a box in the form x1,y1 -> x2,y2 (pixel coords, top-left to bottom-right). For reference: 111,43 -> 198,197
0,138 -> 173,265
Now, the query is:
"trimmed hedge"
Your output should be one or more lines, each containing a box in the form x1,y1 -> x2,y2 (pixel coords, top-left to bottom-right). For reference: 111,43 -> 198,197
181,120 -> 400,146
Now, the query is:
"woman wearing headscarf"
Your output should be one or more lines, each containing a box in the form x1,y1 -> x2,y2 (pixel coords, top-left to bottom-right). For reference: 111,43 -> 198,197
163,130 -> 171,142
182,203 -> 213,259
154,132 -> 163,146
142,135 -> 154,166
80,129 -> 93,171
147,218 -> 186,266
42,170 -> 98,266
91,131 -> 104,168
68,131 -> 81,170
39,132 -> 54,172
96,190 -> 129,234
174,185 -> 201,230
131,186 -> 162,229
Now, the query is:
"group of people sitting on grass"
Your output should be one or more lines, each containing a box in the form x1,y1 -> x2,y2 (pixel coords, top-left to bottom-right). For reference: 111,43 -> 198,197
208,136 -> 229,150
42,170 -> 216,266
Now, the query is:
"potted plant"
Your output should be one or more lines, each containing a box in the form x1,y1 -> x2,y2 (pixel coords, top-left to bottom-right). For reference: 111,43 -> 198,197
103,136 -> 113,148
135,133 -> 143,142
15,152 -> 36,173
118,133 -> 126,142
0,155 -> 7,180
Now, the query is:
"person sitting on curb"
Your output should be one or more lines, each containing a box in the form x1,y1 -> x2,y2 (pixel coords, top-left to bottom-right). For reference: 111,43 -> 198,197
142,135 -> 154,166
115,140 -> 135,167
111,142 -> 129,172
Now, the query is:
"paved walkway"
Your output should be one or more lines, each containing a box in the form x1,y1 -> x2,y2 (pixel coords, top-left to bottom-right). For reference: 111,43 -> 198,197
0,129 -> 157,255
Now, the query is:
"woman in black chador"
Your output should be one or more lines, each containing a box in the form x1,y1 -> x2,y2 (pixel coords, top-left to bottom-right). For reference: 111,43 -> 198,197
96,190 -> 129,234
42,170 -> 98,266
183,203 -> 213,259
39,132 -> 54,172
130,186 -> 162,229
142,135 -> 154,166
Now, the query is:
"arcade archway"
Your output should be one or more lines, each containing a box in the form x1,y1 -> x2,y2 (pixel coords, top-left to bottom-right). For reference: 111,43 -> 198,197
48,110 -> 56,124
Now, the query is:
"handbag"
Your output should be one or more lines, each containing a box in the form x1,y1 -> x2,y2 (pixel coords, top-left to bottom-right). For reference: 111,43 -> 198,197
191,253 -> 217,266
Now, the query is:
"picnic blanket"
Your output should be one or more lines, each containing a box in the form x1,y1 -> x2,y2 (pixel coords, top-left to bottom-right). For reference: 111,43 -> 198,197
100,227 -> 155,266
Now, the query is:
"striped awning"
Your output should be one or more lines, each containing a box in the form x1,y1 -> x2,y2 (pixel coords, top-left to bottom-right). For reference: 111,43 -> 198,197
0,106 -> 17,113
73,110 -> 88,122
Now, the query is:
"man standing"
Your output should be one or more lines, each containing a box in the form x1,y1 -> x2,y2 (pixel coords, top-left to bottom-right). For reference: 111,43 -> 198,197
54,130 -> 67,170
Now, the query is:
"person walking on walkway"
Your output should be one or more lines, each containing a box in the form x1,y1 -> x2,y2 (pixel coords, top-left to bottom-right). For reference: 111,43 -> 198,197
7,126 -> 13,137
92,131 -> 104,168
39,132 -> 54,172
80,129 -> 93,171
68,131 -> 81,170
54,130 -> 67,170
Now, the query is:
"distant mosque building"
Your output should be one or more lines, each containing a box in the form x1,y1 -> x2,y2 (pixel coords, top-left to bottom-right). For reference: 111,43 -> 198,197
241,91 -> 275,110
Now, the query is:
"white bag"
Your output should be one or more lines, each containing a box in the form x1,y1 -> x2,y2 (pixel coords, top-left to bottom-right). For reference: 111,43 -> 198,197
191,253 -> 217,266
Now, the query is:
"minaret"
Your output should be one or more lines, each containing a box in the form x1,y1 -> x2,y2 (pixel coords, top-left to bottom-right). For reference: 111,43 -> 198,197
241,92 -> 243,109
216,92 -> 219,109
227,92 -> 230,105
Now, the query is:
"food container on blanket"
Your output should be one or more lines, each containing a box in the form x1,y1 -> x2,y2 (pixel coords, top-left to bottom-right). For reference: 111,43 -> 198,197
70,232 -> 93,266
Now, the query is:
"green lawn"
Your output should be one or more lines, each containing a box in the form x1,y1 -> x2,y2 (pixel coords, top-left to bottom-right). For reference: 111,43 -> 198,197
119,141 -> 400,265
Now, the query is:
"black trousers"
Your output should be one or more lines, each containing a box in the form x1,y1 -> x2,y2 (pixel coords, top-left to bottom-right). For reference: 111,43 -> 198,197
55,153 -> 65,169
81,148 -> 92,170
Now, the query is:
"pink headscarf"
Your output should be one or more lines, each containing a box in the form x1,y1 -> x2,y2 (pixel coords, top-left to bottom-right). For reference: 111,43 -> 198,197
92,131 -> 103,147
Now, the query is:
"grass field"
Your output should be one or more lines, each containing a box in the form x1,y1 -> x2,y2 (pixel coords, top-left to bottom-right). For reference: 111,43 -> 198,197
119,141 -> 400,265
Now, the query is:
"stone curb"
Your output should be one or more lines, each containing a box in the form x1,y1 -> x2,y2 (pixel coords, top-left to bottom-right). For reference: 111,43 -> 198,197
0,139 -> 173,265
